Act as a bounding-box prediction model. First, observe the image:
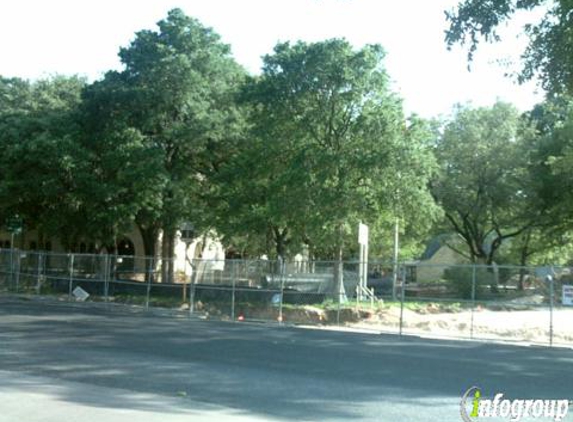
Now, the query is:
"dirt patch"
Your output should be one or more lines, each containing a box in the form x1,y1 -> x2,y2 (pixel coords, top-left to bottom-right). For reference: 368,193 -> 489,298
350,307 -> 573,345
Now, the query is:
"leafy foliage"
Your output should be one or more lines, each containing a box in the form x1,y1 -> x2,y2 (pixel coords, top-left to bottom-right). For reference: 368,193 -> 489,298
431,102 -> 541,264
0,75 -> 87,244
445,0 -> 573,94
218,39 -> 439,260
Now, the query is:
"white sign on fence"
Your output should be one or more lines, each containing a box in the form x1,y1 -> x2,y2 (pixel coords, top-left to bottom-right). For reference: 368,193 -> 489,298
72,286 -> 90,302
563,285 -> 573,306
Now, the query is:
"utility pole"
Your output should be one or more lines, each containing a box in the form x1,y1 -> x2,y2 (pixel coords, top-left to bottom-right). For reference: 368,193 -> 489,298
392,218 -> 399,301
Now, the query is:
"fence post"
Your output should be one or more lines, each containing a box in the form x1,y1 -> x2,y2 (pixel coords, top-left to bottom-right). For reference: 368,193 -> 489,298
399,264 -> 406,337
278,259 -> 285,325
14,251 -> 21,293
549,274 -> 554,348
190,259 -> 199,316
231,260 -> 236,321
68,254 -> 75,300
146,257 -> 152,310
104,254 -> 110,302
36,252 -> 43,295
470,264 -> 476,340
337,260 -> 341,327
9,248 -> 15,290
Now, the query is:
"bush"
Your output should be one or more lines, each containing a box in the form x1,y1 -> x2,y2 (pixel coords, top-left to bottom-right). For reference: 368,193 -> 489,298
443,267 -> 493,300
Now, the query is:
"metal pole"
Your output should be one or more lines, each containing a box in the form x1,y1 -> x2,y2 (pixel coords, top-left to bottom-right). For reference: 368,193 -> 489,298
278,259 -> 285,325
182,243 -> 189,303
364,241 -> 369,300
370,287 -> 374,309
14,251 -> 20,293
146,257 -> 152,310
392,218 -> 399,301
549,274 -> 554,348
231,260 -> 236,321
9,237 -> 14,289
68,254 -> 75,301
399,265 -> 406,337
104,254 -> 110,302
470,264 -> 476,340
36,252 -> 43,295
358,244 -> 364,302
337,260 -> 342,326
337,293 -> 341,326
188,262 -> 194,316
189,259 -> 197,316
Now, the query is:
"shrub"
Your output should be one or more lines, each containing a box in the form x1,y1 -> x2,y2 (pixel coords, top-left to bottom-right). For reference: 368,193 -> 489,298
443,266 -> 493,300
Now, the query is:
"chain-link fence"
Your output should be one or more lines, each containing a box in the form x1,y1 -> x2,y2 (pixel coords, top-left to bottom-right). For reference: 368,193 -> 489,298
1,248 -> 571,347
389,262 -> 570,346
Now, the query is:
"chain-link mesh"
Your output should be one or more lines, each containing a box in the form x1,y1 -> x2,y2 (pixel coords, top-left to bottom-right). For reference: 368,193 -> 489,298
548,266 -> 573,347
2,248 -> 573,346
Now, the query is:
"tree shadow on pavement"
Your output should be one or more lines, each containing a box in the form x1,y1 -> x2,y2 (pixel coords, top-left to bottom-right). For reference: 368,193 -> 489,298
0,298 -> 572,421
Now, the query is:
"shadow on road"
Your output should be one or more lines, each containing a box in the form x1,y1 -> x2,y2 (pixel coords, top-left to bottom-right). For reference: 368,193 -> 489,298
0,297 -> 571,421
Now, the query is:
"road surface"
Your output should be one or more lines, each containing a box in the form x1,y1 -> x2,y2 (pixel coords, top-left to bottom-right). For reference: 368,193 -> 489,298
0,297 -> 571,421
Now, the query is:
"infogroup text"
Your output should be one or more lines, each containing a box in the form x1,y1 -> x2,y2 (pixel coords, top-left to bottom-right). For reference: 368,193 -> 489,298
460,387 -> 570,422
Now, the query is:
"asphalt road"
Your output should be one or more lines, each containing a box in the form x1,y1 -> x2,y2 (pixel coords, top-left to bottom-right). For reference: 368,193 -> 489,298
0,297 -> 572,422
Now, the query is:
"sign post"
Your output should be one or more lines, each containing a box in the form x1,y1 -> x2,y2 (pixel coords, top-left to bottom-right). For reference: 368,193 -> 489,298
392,218 -> 399,301
358,223 -> 369,301
180,223 -> 195,305
5,217 -> 22,289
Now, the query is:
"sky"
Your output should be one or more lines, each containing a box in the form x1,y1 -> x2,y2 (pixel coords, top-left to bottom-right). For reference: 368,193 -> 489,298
0,0 -> 546,118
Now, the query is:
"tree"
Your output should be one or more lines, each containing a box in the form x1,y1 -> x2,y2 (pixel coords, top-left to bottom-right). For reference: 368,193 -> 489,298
431,102 -> 541,266
0,75 -> 88,247
79,74 -> 166,255
445,0 -> 573,94
523,96 -> 573,244
82,9 -> 247,281
478,96 -> 573,280
219,39 -> 439,299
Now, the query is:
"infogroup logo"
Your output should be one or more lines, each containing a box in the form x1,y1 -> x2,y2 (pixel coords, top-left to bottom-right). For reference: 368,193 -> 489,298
460,386 -> 570,422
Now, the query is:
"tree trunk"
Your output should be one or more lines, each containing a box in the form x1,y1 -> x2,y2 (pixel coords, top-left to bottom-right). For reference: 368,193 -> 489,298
484,241 -> 501,294
168,230 -> 175,283
161,227 -> 176,284
518,231 -> 533,291
273,226 -> 288,261
302,234 -> 314,273
138,223 -> 159,283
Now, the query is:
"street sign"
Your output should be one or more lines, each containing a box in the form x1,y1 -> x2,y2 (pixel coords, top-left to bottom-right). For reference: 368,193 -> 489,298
563,285 -> 573,306
5,216 -> 22,234
72,286 -> 90,302
358,223 -> 369,300
358,223 -> 369,246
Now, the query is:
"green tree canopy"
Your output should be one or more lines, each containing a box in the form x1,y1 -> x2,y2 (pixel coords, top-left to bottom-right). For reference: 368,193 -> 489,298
431,102 -> 541,265
0,75 -> 87,245
445,0 -> 573,94
218,39 -> 439,262
80,9 -> 247,277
